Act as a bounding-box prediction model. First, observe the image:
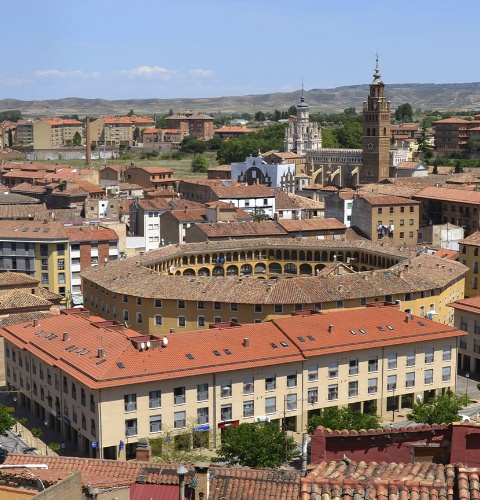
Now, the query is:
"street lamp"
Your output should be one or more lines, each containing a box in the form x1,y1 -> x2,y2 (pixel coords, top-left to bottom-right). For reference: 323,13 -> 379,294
466,372 -> 470,400
392,387 -> 396,422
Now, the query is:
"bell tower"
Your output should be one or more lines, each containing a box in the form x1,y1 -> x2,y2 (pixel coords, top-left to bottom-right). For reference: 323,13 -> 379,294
361,56 -> 391,184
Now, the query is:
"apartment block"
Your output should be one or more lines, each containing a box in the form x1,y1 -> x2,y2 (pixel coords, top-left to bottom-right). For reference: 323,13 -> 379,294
1,306 -> 461,460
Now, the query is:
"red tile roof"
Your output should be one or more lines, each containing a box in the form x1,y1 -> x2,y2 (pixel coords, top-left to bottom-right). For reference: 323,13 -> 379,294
414,185 -> 480,205
64,225 -> 118,243
360,194 -> 420,206
277,218 -> 346,232
0,220 -> 67,240
190,221 -> 286,238
2,453 -> 194,489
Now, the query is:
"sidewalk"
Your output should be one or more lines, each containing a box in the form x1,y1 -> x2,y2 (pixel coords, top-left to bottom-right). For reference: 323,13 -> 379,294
0,386 -> 82,457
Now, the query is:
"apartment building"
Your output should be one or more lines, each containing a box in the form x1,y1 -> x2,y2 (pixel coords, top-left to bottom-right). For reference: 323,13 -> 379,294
88,116 -> 155,147
414,185 -> 480,237
458,231 -> 480,297
178,181 -> 276,219
433,118 -> 476,154
124,165 -> 176,190
33,118 -> 83,149
166,112 -> 214,140
81,239 -> 466,334
351,194 -> 421,246
0,220 -> 70,301
64,226 -> 119,305
1,306 -> 461,459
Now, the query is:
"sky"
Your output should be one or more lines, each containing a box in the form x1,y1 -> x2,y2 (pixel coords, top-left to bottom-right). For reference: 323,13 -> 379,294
1,0 -> 480,101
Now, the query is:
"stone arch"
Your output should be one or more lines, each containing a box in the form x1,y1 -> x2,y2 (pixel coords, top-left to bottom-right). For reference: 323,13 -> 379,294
299,263 -> 312,275
226,265 -> 239,275
183,268 -> 195,276
284,263 -> 297,275
213,266 -> 224,276
269,263 -> 282,275
241,264 -> 253,275
198,267 -> 210,276
254,263 -> 267,274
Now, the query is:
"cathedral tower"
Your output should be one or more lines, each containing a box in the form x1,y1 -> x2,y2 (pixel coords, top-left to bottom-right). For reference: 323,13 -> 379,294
360,57 -> 391,184
284,88 -> 321,155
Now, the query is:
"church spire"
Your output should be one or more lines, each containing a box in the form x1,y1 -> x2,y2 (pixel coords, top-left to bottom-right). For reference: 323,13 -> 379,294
372,53 -> 383,84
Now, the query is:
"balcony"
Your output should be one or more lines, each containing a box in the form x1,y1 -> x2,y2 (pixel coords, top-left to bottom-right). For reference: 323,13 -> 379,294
125,426 -> 137,437
328,392 -> 338,401
174,395 -> 185,405
368,386 -> 377,394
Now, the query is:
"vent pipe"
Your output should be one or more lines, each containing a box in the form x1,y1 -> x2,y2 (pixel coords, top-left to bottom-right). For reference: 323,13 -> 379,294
243,338 -> 250,347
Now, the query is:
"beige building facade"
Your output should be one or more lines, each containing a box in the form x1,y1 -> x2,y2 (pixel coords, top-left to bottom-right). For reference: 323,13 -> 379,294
1,306 -> 461,460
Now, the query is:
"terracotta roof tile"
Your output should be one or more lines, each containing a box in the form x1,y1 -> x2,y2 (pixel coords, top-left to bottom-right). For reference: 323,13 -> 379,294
0,220 -> 67,240
277,218 -> 346,232
190,221 -> 286,238
64,225 -> 118,242
414,186 -> 480,205
0,271 -> 39,287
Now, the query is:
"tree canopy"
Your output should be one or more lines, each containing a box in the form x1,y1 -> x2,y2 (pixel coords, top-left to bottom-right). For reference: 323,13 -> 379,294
216,123 -> 286,164
216,422 -> 297,468
395,103 -> 413,122
407,391 -> 468,425
0,405 -> 16,435
191,154 -> 209,173
307,407 -> 381,434
0,110 -> 22,122
181,136 -> 207,155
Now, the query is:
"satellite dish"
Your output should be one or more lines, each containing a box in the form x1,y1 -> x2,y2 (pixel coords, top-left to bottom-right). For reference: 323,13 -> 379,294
146,341 -> 151,348
140,342 -> 145,350
162,337 -> 169,346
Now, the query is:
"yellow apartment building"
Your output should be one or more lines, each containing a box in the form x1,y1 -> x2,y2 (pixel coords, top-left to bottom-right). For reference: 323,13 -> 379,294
81,238 -> 466,333
459,231 -> 480,297
1,306 -> 462,460
33,118 -> 83,149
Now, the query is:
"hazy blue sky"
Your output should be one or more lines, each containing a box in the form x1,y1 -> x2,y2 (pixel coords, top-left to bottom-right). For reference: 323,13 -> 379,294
2,0 -> 479,101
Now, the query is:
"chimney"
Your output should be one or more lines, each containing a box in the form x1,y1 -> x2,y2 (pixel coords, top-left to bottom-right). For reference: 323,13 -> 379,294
170,328 -> 175,334
243,337 -> 250,347
405,315 -> 412,323
328,324 -> 334,333
98,348 -> 105,358
404,264 -> 409,273
62,332 -> 69,341
135,437 -> 152,461
33,319 -> 39,327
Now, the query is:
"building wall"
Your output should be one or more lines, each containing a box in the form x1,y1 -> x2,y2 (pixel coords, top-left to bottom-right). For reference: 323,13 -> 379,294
34,241 -> 70,300
459,241 -> 480,297
4,328 -> 458,460
454,309 -> 480,375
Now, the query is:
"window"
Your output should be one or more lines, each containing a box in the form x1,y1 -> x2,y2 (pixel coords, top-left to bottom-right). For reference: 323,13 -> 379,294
265,397 -> 276,414
136,312 -> 143,324
197,301 -> 205,310
265,374 -> 276,391
214,302 -> 222,310
442,366 -> 451,382
400,232 -> 404,239
41,273 -> 49,284
124,394 -> 137,412
122,295 -> 128,303
243,376 -> 254,395
197,383 -> 208,402
197,316 -> 205,327
328,384 -> 338,401
154,298 -> 162,308
442,345 -> 451,362
254,304 -> 262,313
149,390 -> 161,409
243,400 -> 254,418
387,353 -> 397,370
178,316 -> 186,328
221,404 -> 232,421
460,316 -> 468,330
154,315 -> 163,326
405,372 -> 415,388
41,259 -> 48,270
40,244 -> 48,257
221,380 -> 232,398
368,378 -> 377,394
178,300 -> 185,309
349,359 -> 358,376
197,407 -> 209,425
308,388 -> 318,404
57,244 -> 65,256
387,374 -> 397,391
174,387 -> 185,405
378,208 -> 383,214
150,415 -> 162,433
410,206 -> 414,213
123,310 -> 129,321
368,357 -> 378,372
399,219 -> 404,226
409,219 -> 414,226
348,381 -> 358,398
274,304 -> 283,313
424,369 -> 434,385
406,351 -> 415,367
286,393 -> 297,411
125,418 -> 137,436
136,297 -> 142,306
287,372 -> 297,388
308,365 -> 318,382
328,361 -> 338,378
174,411 -> 186,429
230,303 -> 238,312
425,347 -> 434,364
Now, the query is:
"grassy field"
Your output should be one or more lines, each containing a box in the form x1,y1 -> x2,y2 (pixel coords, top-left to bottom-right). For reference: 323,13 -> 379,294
54,151 -> 219,181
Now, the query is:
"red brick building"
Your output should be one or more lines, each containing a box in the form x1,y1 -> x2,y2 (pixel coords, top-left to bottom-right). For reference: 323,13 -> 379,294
166,111 -> 214,140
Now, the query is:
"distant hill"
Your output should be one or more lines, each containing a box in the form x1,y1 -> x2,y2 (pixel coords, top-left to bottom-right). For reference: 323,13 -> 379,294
2,82 -> 480,117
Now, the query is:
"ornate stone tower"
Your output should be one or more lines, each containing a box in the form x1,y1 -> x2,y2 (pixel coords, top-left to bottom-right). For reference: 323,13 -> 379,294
284,88 -> 321,156
360,57 -> 391,184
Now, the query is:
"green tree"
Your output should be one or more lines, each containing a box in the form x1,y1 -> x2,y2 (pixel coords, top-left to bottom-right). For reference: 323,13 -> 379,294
306,407 -> 381,435
31,427 -> 43,449
0,406 -> 16,435
395,103 -> 413,122
150,427 -> 210,463
191,154 -> 209,173
407,391 -> 466,425
181,136 -> 207,155
72,131 -> 82,147
133,126 -> 141,143
254,111 -> 266,122
288,105 -> 297,116
48,442 -> 61,455
216,422 -> 297,468
126,109 -> 134,117
0,110 -> 22,122
252,208 -> 269,221
344,106 -> 357,115
206,136 -> 224,151
333,121 -> 363,148
454,160 -> 463,173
